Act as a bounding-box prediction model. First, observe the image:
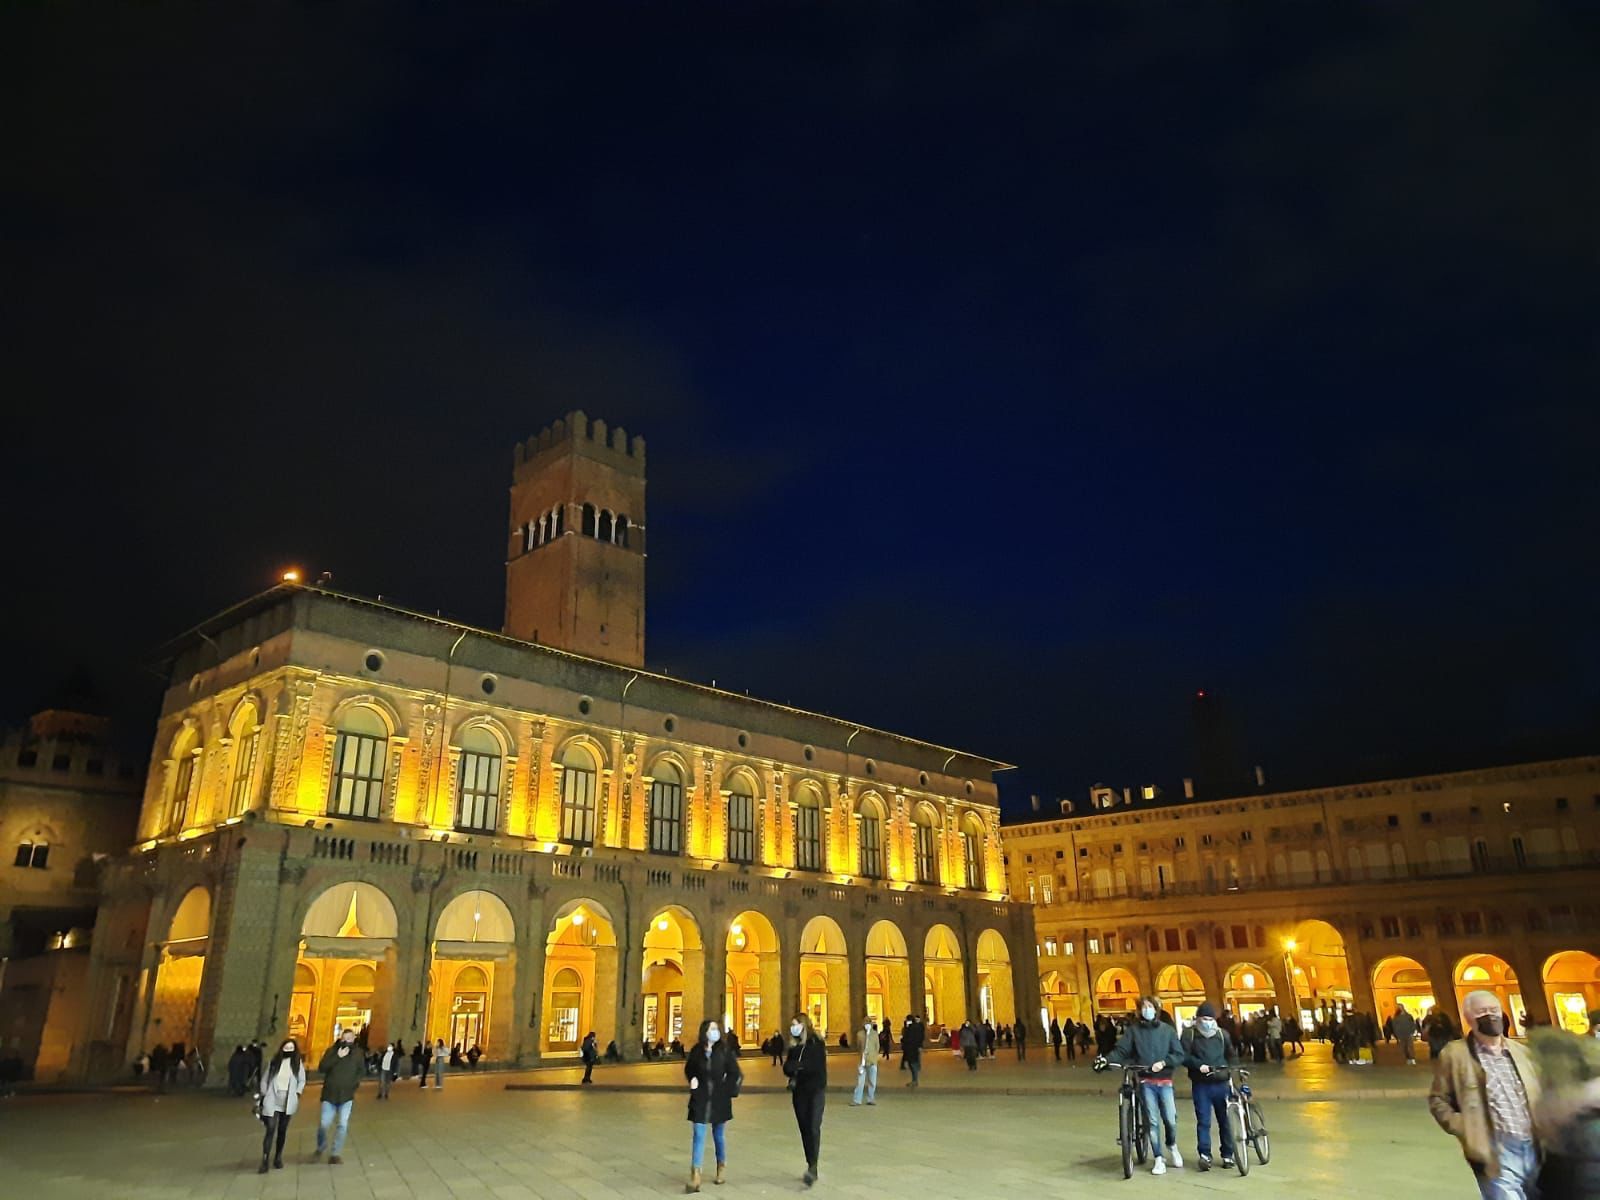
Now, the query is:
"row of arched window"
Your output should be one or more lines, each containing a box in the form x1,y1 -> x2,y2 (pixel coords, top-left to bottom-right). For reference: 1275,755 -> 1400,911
163,701 -> 264,835
520,502 -> 633,552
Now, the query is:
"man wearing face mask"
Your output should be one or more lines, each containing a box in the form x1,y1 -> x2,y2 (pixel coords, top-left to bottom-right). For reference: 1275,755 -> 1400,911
1429,989 -> 1544,1198
1181,1003 -> 1239,1170
312,1027 -> 365,1166
1096,996 -> 1187,1174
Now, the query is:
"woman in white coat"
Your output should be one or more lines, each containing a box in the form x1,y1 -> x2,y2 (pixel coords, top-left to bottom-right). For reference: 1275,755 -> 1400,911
256,1037 -> 306,1172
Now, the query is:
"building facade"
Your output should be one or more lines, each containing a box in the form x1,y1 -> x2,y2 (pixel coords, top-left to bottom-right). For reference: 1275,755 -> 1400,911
0,708 -> 142,1079
1003,757 -> 1600,1037
69,414 -> 1035,1079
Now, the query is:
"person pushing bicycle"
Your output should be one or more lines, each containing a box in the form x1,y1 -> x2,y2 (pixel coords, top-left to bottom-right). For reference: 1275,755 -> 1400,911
1096,997 -> 1188,1175
1181,1002 -> 1239,1170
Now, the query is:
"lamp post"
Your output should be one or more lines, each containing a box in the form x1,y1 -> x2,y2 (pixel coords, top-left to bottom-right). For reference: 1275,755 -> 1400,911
1282,938 -> 1301,1031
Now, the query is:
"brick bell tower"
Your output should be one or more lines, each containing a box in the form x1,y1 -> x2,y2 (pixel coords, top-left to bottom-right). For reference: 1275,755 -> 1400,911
504,411 -> 646,667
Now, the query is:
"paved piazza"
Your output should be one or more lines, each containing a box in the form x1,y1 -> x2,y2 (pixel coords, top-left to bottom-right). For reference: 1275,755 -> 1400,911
4,1049 -> 1469,1200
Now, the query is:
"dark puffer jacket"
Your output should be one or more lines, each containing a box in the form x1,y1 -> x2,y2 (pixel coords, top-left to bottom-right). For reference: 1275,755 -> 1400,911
685,1040 -> 742,1125
1104,1020 -> 1187,1082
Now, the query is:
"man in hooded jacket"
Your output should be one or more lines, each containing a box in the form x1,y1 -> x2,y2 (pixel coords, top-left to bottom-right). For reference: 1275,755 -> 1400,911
1097,997 -> 1188,1174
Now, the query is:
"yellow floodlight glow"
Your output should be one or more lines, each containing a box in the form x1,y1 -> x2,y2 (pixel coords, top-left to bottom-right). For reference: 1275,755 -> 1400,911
571,911 -> 585,926
282,568 -> 302,584
1284,938 -> 1297,952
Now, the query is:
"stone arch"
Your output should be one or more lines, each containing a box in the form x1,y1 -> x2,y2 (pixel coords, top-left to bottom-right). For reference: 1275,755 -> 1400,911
226,691 -> 266,736
433,888 -> 516,944
554,731 -> 610,771
301,881 -> 401,939
976,928 -> 1014,1025
726,909 -> 781,1046
1454,953 -> 1522,1032
166,886 -> 212,943
542,898 -> 619,1055
1372,955 -> 1436,1023
799,915 -> 849,1039
865,919 -> 910,1026
451,712 -> 515,756
1543,950 -> 1600,1034
291,879 -> 405,1058
1222,962 -> 1277,1017
145,884 -> 212,1055
644,748 -> 693,784
1155,963 -> 1208,1027
642,904 -> 706,1049
1094,966 -> 1140,1014
429,888 -> 516,1058
923,922 -> 966,1028
1285,918 -> 1352,1013
328,692 -> 405,738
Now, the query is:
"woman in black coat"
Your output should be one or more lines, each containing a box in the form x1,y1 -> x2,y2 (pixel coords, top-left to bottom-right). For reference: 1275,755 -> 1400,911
684,1018 -> 742,1192
783,1012 -> 829,1187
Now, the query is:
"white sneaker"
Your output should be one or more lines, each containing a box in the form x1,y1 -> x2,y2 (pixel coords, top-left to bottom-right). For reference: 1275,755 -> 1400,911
1151,1158 -> 1167,1175
1168,1148 -> 1183,1168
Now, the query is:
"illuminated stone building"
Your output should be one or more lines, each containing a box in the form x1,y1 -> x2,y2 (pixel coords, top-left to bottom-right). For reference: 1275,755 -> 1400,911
0,706 -> 142,1080
72,413 -> 1034,1078
1002,756 -> 1600,1036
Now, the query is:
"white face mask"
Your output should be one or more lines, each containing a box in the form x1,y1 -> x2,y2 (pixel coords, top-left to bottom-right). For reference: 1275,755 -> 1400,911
790,1022 -> 804,1039
706,1026 -> 721,1044
1140,1006 -> 1157,1022
1197,1018 -> 1218,1036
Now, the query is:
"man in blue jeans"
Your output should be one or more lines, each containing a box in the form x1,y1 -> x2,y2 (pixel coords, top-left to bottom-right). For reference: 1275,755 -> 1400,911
1182,1002 -> 1239,1170
1096,996 -> 1188,1175
311,1028 -> 365,1166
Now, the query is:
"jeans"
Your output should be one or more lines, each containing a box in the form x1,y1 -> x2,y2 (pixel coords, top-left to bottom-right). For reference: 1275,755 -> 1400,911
907,1057 -> 921,1085
1191,1078 -> 1234,1158
792,1087 -> 825,1169
433,1060 -> 444,1088
1476,1136 -> 1540,1200
1140,1082 -> 1178,1158
691,1121 -> 727,1169
378,1070 -> 393,1098
317,1100 -> 353,1155
853,1062 -> 877,1103
1017,1039 -> 1027,1060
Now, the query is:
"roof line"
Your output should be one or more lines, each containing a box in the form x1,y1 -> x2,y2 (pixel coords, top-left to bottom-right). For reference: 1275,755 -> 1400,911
169,585 -> 1016,771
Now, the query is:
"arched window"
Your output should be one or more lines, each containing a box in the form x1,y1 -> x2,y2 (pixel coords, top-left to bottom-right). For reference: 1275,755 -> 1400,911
229,704 -> 262,817
168,731 -> 200,834
329,707 -> 388,820
794,786 -> 823,872
961,816 -> 984,889
648,762 -> 683,855
455,727 -> 502,833
537,512 -> 550,546
597,509 -> 613,542
858,798 -> 884,879
615,514 -> 630,548
913,807 -> 939,884
581,503 -> 597,537
727,776 -> 757,865
559,744 -> 598,845
553,504 -> 565,537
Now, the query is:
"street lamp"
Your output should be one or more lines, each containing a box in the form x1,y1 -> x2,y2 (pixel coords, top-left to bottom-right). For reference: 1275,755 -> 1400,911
1282,938 -> 1301,1029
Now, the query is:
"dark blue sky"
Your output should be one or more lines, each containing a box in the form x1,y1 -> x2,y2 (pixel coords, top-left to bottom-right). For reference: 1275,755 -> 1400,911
4,4 -> 1596,815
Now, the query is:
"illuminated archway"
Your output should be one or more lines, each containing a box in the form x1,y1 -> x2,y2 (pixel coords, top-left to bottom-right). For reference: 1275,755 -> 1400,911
541,899 -> 618,1055
799,915 -> 849,1039
1372,955 -> 1436,1024
1094,967 -> 1140,1014
1543,951 -> 1600,1035
1454,953 -> 1523,1034
1223,962 -> 1277,1019
976,929 -> 1014,1026
726,910 -> 780,1046
297,881 -> 401,1058
429,890 -> 516,1058
924,924 -> 966,1029
642,906 -> 704,1051
1285,919 -> 1351,1017
1155,963 -> 1207,1029
865,920 -> 911,1026
146,886 -> 211,1054
1039,969 -> 1079,1029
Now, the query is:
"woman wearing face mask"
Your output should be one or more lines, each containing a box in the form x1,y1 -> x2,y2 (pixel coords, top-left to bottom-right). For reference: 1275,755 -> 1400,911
255,1037 -> 306,1173
684,1018 -> 743,1192
1095,996 -> 1188,1175
1181,1003 -> 1240,1170
783,1012 -> 828,1187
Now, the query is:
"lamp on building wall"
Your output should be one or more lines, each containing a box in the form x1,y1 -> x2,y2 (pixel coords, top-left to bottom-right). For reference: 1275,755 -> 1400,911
1282,938 -> 1301,1026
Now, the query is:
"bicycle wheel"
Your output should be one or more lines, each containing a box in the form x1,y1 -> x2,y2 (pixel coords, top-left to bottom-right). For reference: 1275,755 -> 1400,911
1119,1096 -> 1134,1179
1228,1102 -> 1250,1176
1133,1102 -> 1150,1165
1248,1101 -> 1271,1164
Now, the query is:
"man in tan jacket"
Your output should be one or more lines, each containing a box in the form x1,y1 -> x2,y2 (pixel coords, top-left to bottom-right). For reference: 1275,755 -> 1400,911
1428,988 -> 1543,1198
851,1016 -> 881,1106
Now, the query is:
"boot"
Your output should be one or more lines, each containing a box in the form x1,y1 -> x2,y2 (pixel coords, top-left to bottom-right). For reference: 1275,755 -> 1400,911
273,1154 -> 284,1169
714,1161 -> 725,1185
258,1156 -> 269,1174
686,1167 -> 702,1193
803,1162 -> 818,1186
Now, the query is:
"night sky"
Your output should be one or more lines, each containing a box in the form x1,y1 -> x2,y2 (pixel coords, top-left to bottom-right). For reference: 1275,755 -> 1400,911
5,5 -> 1596,817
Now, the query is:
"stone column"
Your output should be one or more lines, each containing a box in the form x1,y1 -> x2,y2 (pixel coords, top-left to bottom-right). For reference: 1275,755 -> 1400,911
907,928 -> 927,1021
517,890 -> 547,1064
847,935 -> 869,1043
780,912 -> 800,1025
1338,917 -> 1380,1017
703,913 -> 728,1028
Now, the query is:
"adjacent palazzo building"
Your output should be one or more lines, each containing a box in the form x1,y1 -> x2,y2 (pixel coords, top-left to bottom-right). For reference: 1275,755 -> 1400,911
1003,757 -> 1600,1037
72,412 -> 1035,1079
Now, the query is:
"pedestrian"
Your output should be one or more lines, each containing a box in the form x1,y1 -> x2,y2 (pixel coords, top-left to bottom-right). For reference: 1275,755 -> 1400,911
227,1045 -> 250,1095
431,1038 -> 447,1089
878,1021 -> 892,1060
1429,990 -> 1543,1198
1530,1011 -> 1600,1198
312,1027 -> 364,1165
150,1044 -> 170,1092
1182,1002 -> 1239,1171
783,1012 -> 828,1187
983,1019 -> 997,1057
684,1017 -> 743,1192
1016,1016 -> 1029,1060
410,1040 -> 423,1079
1096,995 -> 1188,1175
581,1031 -> 599,1084
769,1031 -> 784,1066
902,1013 -> 925,1088
959,1020 -> 980,1071
1267,1010 -> 1284,1061
467,1043 -> 481,1069
1393,1005 -> 1419,1066
378,1040 -> 399,1098
255,1037 -> 306,1174
450,1042 -> 464,1067
852,1014 -> 880,1106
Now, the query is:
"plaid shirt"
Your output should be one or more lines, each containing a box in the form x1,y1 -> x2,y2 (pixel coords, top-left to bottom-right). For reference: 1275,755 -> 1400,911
1479,1043 -> 1533,1141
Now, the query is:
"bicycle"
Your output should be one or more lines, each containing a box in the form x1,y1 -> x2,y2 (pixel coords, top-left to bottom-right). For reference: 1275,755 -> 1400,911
1225,1067 -> 1271,1174
1098,1061 -> 1152,1179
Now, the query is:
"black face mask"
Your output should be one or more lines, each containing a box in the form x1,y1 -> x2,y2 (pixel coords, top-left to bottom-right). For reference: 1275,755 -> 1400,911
1474,1014 -> 1503,1037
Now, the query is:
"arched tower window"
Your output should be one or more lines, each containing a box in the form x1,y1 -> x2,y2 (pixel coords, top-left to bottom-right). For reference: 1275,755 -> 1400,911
329,707 -> 388,820
961,814 -> 984,889
727,776 -> 757,865
168,730 -> 201,835
581,503 -> 597,537
858,798 -> 884,879
455,727 -> 502,833
913,806 -> 939,885
615,514 -> 630,548
229,704 -> 262,818
597,509 -> 613,542
794,786 -> 823,872
559,744 -> 598,846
